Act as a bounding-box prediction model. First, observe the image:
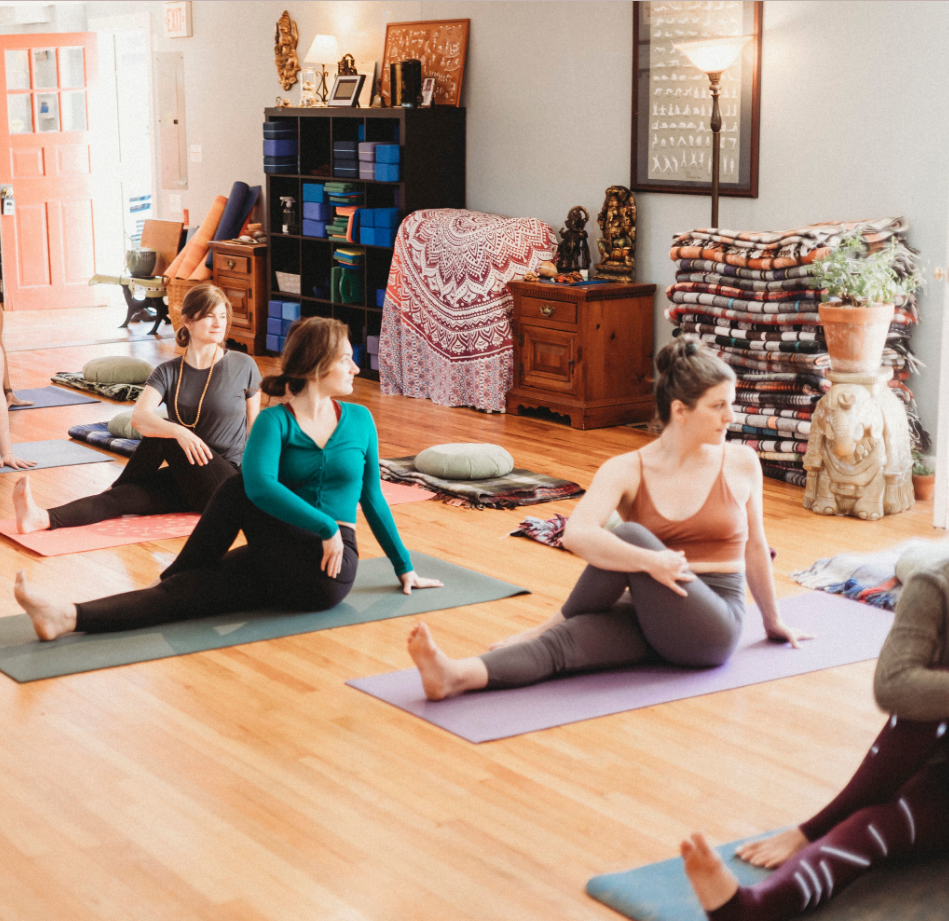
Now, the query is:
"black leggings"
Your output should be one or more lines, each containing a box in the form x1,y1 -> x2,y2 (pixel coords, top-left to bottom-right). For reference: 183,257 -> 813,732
74,474 -> 357,633
48,436 -> 238,529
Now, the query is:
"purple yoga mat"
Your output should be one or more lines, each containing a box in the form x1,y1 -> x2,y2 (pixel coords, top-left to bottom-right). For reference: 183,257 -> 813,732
346,593 -> 893,743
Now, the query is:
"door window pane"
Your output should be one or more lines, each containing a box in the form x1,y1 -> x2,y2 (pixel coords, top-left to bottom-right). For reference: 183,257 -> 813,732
62,90 -> 86,131
5,50 -> 30,90
59,47 -> 85,88
7,94 -> 33,133
36,93 -> 59,131
32,49 -> 57,89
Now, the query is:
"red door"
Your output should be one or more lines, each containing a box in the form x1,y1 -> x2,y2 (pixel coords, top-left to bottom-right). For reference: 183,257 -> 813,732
0,33 -> 97,310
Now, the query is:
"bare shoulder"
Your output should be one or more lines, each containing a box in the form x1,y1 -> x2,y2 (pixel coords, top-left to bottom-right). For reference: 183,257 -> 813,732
724,442 -> 761,501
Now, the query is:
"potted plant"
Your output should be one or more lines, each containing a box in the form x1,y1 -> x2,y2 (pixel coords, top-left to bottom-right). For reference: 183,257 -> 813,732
811,231 -> 923,373
912,450 -> 936,501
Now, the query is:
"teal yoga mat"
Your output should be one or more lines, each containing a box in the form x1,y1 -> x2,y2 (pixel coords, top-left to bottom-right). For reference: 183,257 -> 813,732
586,833 -> 949,921
0,553 -> 528,682
0,439 -> 113,473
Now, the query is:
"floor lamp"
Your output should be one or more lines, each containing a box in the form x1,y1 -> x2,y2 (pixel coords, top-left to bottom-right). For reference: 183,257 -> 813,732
674,36 -> 751,229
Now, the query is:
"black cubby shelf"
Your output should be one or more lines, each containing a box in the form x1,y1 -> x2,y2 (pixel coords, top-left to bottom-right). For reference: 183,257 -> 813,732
263,106 -> 466,378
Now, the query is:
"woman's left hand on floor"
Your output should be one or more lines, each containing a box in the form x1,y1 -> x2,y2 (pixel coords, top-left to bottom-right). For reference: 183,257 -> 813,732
765,619 -> 815,649
400,571 -> 444,595
1,452 -> 36,469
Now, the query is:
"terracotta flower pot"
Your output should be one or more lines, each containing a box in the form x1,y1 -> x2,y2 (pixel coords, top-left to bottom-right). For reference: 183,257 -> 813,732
818,302 -> 895,373
913,474 -> 935,501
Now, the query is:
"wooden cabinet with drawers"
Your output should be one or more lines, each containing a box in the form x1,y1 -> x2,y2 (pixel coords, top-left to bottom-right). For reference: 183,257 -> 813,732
209,240 -> 267,355
506,279 -> 657,429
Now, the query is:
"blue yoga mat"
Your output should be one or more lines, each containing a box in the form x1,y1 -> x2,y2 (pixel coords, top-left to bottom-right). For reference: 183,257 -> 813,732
8,387 -> 99,410
587,832 -> 949,921
203,182 -> 262,268
0,439 -> 113,474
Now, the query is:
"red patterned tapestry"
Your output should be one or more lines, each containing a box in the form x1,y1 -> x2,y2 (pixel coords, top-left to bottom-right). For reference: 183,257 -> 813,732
379,209 -> 557,412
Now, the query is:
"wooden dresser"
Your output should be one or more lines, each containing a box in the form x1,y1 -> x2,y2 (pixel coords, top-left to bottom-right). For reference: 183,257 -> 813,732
506,279 -> 657,429
209,241 -> 267,355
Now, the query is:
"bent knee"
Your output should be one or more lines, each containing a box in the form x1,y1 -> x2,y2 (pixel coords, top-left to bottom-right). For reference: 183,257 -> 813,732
610,521 -> 665,550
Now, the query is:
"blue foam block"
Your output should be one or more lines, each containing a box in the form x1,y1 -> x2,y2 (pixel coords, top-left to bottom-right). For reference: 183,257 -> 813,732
281,318 -> 295,336
267,317 -> 282,336
263,164 -> 297,174
263,139 -> 297,157
352,344 -> 366,366
264,155 -> 297,166
358,124 -> 365,141
375,144 -> 401,163
374,208 -> 400,228
360,209 -> 376,228
377,289 -> 386,307
334,166 -> 359,178
374,162 -> 400,182
268,300 -> 285,318
333,141 -> 357,154
281,301 -> 301,321
302,183 -> 325,202
303,202 -> 330,221
266,334 -> 281,352
301,219 -> 326,238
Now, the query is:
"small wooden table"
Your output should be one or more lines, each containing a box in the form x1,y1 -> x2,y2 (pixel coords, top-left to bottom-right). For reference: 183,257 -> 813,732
506,279 -> 656,429
209,241 -> 268,355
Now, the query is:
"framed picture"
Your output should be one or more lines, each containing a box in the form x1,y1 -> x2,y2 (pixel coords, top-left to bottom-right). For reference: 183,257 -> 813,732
328,73 -> 366,107
631,0 -> 762,198
420,76 -> 436,108
380,19 -> 469,107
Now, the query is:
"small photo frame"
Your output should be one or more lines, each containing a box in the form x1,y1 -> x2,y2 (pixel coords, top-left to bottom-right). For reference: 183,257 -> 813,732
420,76 -> 436,108
328,73 -> 366,107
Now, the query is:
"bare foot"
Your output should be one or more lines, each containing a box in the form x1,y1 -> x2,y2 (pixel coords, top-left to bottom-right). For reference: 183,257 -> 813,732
13,477 -> 50,533
681,832 -> 739,913
5,391 -> 33,407
489,608 -> 565,650
736,828 -> 808,869
407,622 -> 487,700
14,570 -> 78,641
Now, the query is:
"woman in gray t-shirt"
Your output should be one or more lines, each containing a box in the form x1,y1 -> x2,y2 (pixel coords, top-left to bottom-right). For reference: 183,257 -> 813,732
13,284 -> 261,532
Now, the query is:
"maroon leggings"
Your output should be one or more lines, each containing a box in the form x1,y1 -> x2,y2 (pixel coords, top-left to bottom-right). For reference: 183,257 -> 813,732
709,716 -> 949,920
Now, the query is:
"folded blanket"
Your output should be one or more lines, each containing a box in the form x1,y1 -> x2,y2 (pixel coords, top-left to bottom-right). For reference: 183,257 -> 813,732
675,259 -> 818,281
673,314 -> 824,337
674,271 -> 821,294
733,391 -> 822,409
507,514 -> 569,549
737,370 -> 830,390
732,413 -> 812,435
761,463 -> 807,486
666,304 -> 823,327
736,381 -> 826,396
379,457 -> 584,510
51,372 -> 144,403
667,289 -> 823,315
709,348 -> 830,374
68,422 -> 139,457
669,281 -> 823,302
694,333 -> 827,355
731,424 -> 812,442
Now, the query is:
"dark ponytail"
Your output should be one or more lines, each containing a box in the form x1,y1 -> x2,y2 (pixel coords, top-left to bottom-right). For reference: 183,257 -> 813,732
654,336 -> 734,426
259,317 -> 349,397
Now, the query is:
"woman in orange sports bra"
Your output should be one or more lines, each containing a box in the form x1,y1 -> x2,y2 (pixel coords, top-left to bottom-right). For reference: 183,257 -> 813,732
407,338 -> 811,700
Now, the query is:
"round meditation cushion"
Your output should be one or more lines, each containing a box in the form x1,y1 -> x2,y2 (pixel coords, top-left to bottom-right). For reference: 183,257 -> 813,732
415,443 -> 514,480
107,407 -> 167,440
83,356 -> 154,384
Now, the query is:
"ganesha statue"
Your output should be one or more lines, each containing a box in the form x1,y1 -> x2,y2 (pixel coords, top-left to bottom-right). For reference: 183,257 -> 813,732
803,374 -> 914,520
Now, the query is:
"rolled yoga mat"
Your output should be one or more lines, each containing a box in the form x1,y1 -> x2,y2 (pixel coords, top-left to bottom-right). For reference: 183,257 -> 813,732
8,387 -> 100,410
177,196 -> 227,280
346,592 -> 894,743
0,440 -> 114,474
0,552 -> 528,682
586,832 -> 949,921
202,182 -> 261,269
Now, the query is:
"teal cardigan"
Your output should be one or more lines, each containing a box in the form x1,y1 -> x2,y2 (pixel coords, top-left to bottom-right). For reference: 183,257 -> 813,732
242,402 -> 413,576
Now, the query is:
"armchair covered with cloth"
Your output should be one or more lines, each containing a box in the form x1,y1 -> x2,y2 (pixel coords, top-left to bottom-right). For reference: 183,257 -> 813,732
379,209 -> 557,412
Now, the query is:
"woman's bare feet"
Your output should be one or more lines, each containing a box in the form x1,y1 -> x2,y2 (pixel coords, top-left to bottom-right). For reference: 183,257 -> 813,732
735,827 -> 808,869
14,570 -> 78,641
407,622 -> 488,700
489,608 -> 565,650
5,391 -> 33,407
681,832 -> 740,913
13,477 -> 50,533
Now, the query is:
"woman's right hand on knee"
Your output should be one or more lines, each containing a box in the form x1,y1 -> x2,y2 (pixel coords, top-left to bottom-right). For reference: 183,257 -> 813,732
175,429 -> 214,466
321,529 -> 344,579
647,549 -> 694,596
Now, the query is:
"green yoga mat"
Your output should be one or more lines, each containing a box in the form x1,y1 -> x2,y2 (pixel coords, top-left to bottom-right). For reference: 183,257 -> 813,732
0,553 -> 528,682
586,832 -> 949,921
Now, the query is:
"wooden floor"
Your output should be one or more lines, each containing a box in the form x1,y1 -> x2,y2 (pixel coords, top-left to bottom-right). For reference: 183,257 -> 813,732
0,305 -> 941,921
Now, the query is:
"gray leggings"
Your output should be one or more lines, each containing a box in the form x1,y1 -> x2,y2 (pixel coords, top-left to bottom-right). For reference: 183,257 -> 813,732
481,522 -> 746,689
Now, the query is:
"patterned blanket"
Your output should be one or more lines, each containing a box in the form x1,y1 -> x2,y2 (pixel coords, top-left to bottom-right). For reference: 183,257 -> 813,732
670,281 -> 822,302
667,289 -> 822,315
675,259 -> 817,281
68,422 -> 139,457
379,209 -> 557,412
726,434 -> 808,454
734,391 -> 821,409
731,413 -> 812,435
52,372 -> 144,403
666,303 -> 823,326
737,370 -> 830,390
378,456 -> 584,510
508,514 -> 569,549
674,271 -> 820,294
761,463 -> 807,487
674,314 -> 824,337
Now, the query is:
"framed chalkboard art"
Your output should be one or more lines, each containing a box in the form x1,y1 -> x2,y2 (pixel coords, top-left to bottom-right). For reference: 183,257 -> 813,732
380,19 -> 470,107
631,1 -> 762,197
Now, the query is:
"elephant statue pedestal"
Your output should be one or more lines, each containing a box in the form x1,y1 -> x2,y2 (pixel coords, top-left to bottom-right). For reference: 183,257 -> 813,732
803,367 -> 914,520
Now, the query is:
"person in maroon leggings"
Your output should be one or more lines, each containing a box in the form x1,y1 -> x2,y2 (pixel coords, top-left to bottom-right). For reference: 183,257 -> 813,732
682,548 -> 949,920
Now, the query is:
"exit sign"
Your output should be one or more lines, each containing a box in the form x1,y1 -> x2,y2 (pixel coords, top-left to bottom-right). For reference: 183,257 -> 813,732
163,1 -> 192,38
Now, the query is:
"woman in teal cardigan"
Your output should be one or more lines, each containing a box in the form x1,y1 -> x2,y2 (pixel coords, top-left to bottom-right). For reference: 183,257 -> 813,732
16,317 -> 441,639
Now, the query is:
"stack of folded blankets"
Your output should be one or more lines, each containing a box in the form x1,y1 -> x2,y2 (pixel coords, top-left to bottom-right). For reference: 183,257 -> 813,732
666,218 -> 925,487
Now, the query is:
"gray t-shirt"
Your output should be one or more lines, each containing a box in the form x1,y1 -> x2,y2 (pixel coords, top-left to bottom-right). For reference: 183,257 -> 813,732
146,351 -> 261,466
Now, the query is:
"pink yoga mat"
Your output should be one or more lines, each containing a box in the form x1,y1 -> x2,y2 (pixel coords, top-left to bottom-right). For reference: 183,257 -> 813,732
378,481 -> 436,505
346,593 -> 894,743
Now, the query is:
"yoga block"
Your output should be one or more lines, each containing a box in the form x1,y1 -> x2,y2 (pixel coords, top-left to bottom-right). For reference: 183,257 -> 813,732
374,208 -> 400,228
264,155 -> 297,166
281,318 -> 295,336
263,138 -> 297,157
301,219 -> 326,238
358,124 -> 365,141
302,183 -> 325,202
267,317 -> 282,336
359,164 -> 376,180
263,121 -> 297,138
367,335 -> 380,355
268,299 -> 285,318
377,288 -> 386,307
334,166 -> 359,178
352,344 -> 366,367
358,151 -> 376,163
263,164 -> 296,174
370,354 -> 379,371
358,227 -> 376,246
375,144 -> 401,164
333,140 -> 357,155
302,202 -> 330,221
281,301 -> 301,321
312,284 -> 327,299
374,162 -> 400,182
360,209 -> 376,228
266,334 -> 281,353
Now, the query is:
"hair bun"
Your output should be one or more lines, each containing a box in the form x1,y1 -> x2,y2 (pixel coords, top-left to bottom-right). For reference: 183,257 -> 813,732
684,341 -> 698,357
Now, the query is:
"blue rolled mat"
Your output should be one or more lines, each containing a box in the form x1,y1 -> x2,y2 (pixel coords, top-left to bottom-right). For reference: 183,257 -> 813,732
203,182 -> 262,268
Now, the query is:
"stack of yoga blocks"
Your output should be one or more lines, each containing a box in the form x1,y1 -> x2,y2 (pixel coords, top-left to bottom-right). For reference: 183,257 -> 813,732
374,144 -> 401,182
263,121 -> 297,174
267,299 -> 301,353
358,142 -> 377,180
358,209 -> 400,248
301,183 -> 330,239
333,141 -> 358,179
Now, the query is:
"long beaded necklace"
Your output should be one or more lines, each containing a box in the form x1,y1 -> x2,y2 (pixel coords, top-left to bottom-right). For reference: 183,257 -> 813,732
174,346 -> 220,429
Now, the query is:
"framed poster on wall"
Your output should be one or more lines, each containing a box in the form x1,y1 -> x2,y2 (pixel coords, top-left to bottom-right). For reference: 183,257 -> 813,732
631,0 -> 762,197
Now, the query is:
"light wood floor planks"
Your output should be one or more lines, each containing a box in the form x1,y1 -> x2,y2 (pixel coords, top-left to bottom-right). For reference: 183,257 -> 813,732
0,305 -> 941,921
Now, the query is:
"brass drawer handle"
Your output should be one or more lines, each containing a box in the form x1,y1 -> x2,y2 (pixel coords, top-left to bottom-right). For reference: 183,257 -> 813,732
539,303 -> 556,318
226,258 -> 236,270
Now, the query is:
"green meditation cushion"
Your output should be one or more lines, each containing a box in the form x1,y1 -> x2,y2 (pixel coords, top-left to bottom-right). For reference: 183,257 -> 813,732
107,407 -> 166,440
415,443 -> 515,480
83,356 -> 154,385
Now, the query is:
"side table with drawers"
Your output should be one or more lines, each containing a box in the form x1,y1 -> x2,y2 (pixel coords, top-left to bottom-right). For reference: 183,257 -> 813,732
506,279 -> 657,429
209,240 -> 268,355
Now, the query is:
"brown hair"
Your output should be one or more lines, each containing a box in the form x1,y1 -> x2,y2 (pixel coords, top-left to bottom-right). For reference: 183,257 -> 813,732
654,336 -> 735,426
176,283 -> 232,348
260,316 -> 350,397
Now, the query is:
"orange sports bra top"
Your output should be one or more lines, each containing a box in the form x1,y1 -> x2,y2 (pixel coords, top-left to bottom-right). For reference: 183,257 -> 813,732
628,452 -> 748,564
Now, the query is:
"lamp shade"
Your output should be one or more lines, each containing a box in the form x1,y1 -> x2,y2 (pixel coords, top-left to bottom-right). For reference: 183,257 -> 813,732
305,34 -> 339,64
673,35 -> 751,74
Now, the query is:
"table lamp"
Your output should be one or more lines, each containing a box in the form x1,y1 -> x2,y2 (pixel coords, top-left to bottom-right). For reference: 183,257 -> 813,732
302,34 -> 340,107
673,35 -> 751,228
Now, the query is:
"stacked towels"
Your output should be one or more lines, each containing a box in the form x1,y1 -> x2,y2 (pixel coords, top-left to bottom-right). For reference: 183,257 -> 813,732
666,218 -> 925,487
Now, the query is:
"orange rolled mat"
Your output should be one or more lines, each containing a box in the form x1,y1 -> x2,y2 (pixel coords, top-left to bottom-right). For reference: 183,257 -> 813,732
163,237 -> 192,280
177,196 -> 227,279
